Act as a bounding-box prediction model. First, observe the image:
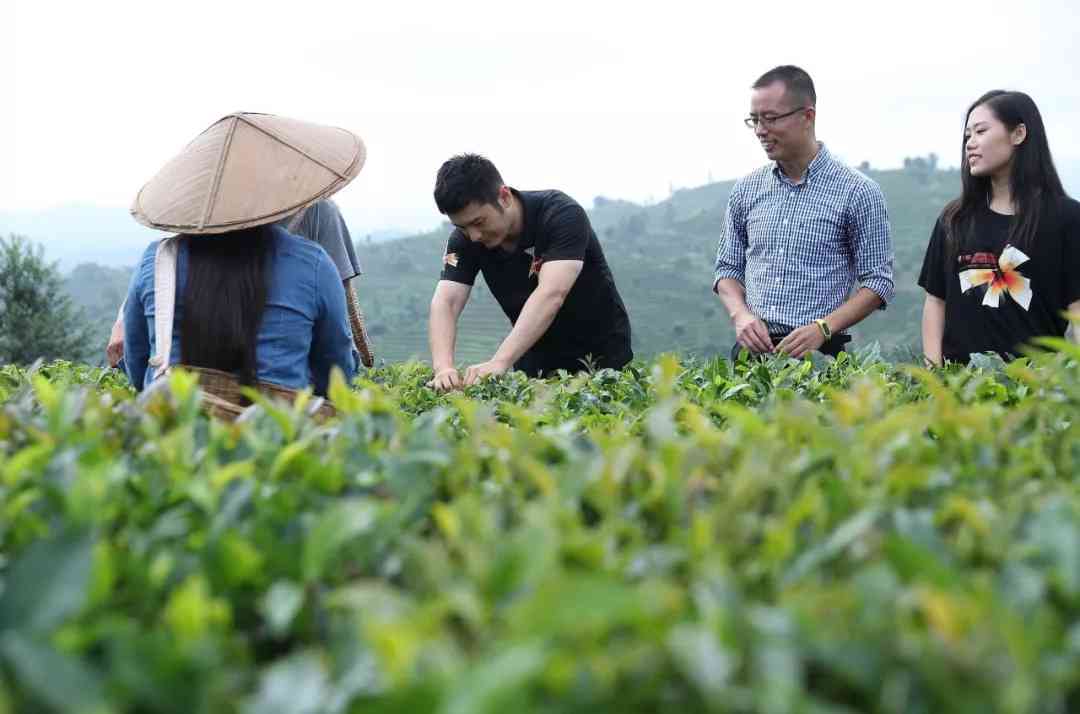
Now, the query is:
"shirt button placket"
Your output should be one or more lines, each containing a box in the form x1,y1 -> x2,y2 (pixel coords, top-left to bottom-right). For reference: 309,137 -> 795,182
780,190 -> 793,300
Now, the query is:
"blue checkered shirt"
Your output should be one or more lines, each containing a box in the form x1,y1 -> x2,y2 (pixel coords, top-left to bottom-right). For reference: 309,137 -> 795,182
712,144 -> 894,333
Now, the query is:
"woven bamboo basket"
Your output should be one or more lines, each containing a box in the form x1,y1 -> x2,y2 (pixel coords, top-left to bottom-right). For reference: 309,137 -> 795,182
178,365 -> 337,422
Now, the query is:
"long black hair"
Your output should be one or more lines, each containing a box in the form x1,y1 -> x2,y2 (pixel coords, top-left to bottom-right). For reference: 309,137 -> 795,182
180,226 -> 273,385
943,90 -> 1066,254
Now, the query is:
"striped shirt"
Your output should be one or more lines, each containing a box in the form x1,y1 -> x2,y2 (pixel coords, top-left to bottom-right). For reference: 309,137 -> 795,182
712,144 -> 894,333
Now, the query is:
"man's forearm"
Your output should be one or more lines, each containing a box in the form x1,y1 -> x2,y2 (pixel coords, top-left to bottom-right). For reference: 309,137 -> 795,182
491,288 -> 566,366
429,302 -> 460,371
715,278 -> 752,321
822,287 -> 883,333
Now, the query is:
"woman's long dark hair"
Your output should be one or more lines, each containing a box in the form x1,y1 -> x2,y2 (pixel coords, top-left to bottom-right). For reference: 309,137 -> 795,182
943,90 -> 1066,254
181,226 -> 273,385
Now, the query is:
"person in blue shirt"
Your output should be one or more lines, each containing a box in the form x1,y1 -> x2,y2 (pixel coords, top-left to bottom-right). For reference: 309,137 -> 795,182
108,198 -> 374,369
122,223 -> 357,396
713,65 -> 894,360
278,199 -> 376,367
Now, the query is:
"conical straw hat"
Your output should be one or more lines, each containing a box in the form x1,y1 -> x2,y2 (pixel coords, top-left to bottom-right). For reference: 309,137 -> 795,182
131,112 -> 365,234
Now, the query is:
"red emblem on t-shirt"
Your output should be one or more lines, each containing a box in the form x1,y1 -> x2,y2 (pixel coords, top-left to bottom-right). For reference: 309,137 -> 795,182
528,255 -> 544,278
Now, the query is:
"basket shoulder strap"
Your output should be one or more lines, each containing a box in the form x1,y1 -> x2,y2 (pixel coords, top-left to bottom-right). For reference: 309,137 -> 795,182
148,236 -> 180,379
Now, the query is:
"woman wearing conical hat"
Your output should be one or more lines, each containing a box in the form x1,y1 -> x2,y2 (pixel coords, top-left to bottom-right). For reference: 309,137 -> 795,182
122,112 -> 366,397
108,196 -> 376,370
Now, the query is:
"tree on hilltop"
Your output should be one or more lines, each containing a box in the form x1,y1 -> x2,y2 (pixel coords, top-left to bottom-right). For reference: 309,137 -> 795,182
0,234 -> 96,365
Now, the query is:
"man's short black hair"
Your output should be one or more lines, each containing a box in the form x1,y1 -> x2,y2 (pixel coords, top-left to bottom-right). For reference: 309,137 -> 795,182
433,154 -> 505,215
752,65 -> 816,108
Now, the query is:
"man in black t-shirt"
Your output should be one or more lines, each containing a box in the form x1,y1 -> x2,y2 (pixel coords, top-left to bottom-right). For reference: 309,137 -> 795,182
427,154 -> 632,390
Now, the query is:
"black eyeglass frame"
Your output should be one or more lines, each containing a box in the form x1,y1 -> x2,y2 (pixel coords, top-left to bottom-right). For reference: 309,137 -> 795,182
743,106 -> 808,129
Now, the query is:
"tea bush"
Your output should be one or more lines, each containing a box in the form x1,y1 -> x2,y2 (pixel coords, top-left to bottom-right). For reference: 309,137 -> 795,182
1,346 -> 1078,713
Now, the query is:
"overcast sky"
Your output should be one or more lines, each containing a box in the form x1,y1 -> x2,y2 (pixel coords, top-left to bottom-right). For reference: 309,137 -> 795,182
4,0 -> 1079,235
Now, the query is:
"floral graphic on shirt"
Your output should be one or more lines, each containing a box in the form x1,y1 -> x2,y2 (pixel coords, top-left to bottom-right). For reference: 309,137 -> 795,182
443,252 -> 459,268
958,245 -> 1033,310
528,255 -> 544,278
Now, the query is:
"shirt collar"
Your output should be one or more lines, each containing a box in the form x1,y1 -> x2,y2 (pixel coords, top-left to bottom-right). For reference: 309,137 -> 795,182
771,142 -> 829,185
511,187 -> 538,252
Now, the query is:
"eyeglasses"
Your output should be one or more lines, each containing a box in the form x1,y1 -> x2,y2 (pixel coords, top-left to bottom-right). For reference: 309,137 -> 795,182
744,107 -> 806,129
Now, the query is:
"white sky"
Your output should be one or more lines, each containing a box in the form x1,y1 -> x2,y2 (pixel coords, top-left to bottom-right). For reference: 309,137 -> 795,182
4,0 -> 1079,235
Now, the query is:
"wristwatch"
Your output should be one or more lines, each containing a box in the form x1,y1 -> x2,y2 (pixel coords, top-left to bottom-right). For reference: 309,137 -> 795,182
814,318 -> 832,340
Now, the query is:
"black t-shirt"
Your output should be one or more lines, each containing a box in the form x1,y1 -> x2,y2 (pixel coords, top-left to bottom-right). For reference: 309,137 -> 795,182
439,189 -> 632,375
918,198 -> 1080,363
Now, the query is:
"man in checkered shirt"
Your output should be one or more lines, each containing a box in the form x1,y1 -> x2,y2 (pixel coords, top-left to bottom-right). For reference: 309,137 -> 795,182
713,65 -> 894,359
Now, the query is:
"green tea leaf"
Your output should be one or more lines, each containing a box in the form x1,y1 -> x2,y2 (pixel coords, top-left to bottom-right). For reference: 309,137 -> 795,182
0,631 -> 107,714
0,531 -> 94,634
243,651 -> 328,714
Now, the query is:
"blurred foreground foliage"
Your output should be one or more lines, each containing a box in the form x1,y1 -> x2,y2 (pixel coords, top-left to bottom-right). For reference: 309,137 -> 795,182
2,345 -> 1080,713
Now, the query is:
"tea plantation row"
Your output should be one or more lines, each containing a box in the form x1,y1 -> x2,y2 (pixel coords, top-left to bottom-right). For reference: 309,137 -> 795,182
1,347 -> 1078,713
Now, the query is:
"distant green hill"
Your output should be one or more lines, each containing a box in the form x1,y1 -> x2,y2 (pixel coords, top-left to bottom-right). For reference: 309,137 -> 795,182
358,161 -> 959,365
61,263 -> 133,366
59,160 -> 960,367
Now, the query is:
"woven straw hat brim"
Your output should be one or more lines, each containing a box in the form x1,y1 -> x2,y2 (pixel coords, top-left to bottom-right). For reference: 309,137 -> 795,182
131,112 -> 365,235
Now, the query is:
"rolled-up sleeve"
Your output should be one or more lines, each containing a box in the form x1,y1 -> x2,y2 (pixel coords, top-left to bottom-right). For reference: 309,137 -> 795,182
310,252 -> 358,395
306,200 -> 362,282
713,180 -> 747,292
848,180 -> 894,307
